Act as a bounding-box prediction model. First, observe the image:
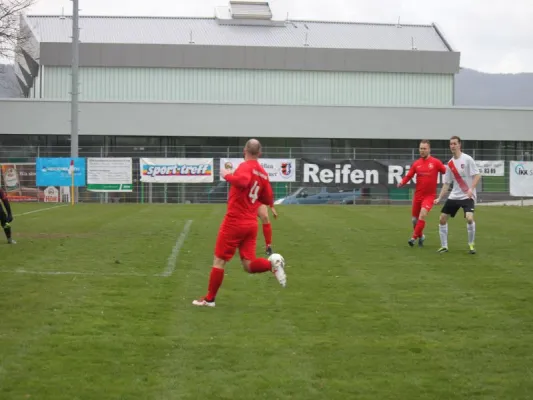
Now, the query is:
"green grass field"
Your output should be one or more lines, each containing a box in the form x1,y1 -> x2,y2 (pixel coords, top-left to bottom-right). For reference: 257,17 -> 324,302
1,203 -> 533,399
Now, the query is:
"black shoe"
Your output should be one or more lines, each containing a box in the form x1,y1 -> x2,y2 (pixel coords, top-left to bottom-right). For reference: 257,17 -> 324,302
266,245 -> 273,256
418,235 -> 425,247
408,238 -> 416,247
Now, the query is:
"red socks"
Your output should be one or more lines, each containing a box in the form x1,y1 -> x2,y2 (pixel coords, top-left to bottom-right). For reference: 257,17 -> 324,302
205,259 -> 271,301
249,258 -> 272,273
413,219 -> 426,239
262,223 -> 272,247
206,267 -> 225,301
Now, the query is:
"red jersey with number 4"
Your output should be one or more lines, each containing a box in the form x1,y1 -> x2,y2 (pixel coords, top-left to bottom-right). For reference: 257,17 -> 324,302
223,160 -> 274,224
400,156 -> 446,196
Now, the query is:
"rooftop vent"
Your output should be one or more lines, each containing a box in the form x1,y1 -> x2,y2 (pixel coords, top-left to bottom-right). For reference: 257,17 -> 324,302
230,1 -> 272,20
215,1 -> 285,26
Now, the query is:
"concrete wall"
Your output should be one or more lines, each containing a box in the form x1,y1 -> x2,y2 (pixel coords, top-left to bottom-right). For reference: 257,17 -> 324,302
0,99 -> 531,142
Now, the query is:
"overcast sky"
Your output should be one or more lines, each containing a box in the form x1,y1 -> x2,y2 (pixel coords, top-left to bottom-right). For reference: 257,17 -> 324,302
27,0 -> 533,74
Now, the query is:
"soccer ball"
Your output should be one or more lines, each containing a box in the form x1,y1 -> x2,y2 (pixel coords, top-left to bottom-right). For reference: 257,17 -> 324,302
268,253 -> 285,269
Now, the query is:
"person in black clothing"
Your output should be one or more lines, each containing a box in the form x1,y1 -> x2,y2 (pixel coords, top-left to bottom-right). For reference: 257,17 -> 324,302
0,188 -> 16,244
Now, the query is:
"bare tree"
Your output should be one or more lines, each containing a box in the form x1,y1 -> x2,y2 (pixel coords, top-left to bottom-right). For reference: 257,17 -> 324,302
0,0 -> 36,60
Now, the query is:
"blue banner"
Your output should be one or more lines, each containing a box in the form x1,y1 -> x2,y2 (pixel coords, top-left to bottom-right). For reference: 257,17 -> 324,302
36,158 -> 86,187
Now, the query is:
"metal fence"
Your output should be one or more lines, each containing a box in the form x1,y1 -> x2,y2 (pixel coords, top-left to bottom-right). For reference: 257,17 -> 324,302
0,145 -> 529,205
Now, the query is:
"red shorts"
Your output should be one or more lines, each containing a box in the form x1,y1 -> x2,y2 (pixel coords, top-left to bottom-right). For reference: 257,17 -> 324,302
412,194 -> 436,218
214,221 -> 257,262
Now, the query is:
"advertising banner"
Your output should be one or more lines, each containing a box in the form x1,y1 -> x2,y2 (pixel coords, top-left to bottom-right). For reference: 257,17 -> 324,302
140,158 -> 213,183
475,160 -> 505,176
0,163 -> 43,202
510,161 -> 533,197
87,157 -> 133,192
44,186 -> 60,202
301,158 -> 439,187
219,158 -> 296,182
36,158 -> 86,187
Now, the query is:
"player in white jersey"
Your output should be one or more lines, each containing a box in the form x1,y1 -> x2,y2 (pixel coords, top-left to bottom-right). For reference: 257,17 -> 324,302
434,135 -> 481,254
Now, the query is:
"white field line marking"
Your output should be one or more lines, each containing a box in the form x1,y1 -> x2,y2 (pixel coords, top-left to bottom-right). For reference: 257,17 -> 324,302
0,269 -> 152,277
161,219 -> 193,277
14,204 -> 68,217
1,207 -> 189,279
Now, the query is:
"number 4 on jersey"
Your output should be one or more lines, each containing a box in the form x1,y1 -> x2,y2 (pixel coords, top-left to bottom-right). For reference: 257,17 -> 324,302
249,181 -> 260,203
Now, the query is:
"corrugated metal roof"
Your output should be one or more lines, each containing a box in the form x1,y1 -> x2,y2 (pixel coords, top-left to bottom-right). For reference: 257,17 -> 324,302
25,15 -> 451,52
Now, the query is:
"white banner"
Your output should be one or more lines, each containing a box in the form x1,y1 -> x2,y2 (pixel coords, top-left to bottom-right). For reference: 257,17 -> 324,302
475,160 -> 505,176
44,186 -> 59,202
510,161 -> 533,197
140,158 -> 213,183
220,158 -> 296,182
60,186 -> 71,203
87,158 -> 133,192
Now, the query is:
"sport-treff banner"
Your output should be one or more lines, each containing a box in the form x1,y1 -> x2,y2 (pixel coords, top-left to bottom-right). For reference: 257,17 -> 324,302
140,158 -> 214,183
301,158 -> 446,187
510,161 -> 533,197
219,158 -> 296,182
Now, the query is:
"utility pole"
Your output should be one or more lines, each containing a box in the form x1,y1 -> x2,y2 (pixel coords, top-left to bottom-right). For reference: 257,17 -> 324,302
71,0 -> 80,202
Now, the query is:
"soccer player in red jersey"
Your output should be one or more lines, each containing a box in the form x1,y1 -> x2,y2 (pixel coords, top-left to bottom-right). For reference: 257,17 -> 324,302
192,139 -> 287,307
0,188 -> 16,244
397,140 -> 446,247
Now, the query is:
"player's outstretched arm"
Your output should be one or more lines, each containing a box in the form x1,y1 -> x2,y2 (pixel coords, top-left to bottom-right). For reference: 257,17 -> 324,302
434,183 -> 450,204
467,157 -> 481,198
221,166 -> 251,188
469,158 -> 481,190
398,160 -> 418,187
438,160 -> 447,175
259,181 -> 274,208
471,174 -> 481,190
467,174 -> 481,199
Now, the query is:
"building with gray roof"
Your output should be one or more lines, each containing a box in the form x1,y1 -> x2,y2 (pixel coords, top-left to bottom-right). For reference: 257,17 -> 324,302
17,0 -> 459,106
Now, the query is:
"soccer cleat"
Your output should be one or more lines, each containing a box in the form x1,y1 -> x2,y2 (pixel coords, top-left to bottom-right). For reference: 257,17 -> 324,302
192,297 -> 216,307
418,235 -> 425,247
268,254 -> 287,287
408,238 -> 416,247
436,247 -> 448,253
7,238 -> 16,244
468,243 -> 476,254
265,245 -> 273,257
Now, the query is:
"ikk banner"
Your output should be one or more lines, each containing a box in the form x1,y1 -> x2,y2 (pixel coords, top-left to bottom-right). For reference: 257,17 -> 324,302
510,161 -> 533,197
87,158 -> 133,192
36,158 -> 86,187
219,158 -> 296,182
140,158 -> 213,183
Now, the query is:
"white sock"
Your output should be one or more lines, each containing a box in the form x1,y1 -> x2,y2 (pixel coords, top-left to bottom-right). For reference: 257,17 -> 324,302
467,222 -> 476,245
439,224 -> 448,248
